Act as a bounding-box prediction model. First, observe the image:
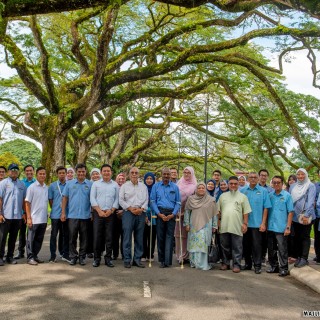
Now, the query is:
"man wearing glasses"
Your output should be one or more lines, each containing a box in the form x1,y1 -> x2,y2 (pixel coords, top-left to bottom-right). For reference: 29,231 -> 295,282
119,167 -> 148,268
0,164 -> 26,266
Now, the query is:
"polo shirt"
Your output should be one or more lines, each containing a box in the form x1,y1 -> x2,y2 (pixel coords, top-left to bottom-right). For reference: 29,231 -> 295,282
62,179 -> 92,219
241,185 -> 271,228
48,180 -> 67,219
25,180 -> 48,224
90,179 -> 119,210
0,177 -> 26,219
268,190 -> 294,233
23,177 -> 36,189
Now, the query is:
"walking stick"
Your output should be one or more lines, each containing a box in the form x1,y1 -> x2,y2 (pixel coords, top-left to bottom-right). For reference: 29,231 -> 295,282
149,214 -> 157,268
176,209 -> 184,269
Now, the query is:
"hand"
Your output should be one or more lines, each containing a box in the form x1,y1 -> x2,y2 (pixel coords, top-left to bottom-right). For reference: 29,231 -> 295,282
259,223 -> 266,232
185,225 -> 190,232
0,215 -> 5,223
27,217 -> 32,228
98,209 -> 105,217
22,214 -> 27,224
104,209 -> 112,218
242,223 -> 248,234
60,213 -> 66,222
302,216 -> 310,225
284,228 -> 291,236
159,213 -> 168,221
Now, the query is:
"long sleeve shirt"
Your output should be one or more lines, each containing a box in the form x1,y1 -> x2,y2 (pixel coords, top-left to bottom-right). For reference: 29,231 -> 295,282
90,179 -> 119,210
119,181 -> 148,211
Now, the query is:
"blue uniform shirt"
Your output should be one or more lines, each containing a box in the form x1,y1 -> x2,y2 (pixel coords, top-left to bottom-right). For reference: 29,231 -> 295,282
62,179 -> 92,219
150,181 -> 181,215
268,190 -> 294,233
48,180 -> 67,219
315,182 -> 320,218
23,177 -> 36,188
0,177 -> 26,219
241,185 -> 271,228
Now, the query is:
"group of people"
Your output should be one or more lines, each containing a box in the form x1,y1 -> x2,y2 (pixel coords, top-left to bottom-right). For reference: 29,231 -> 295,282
0,163 -> 319,278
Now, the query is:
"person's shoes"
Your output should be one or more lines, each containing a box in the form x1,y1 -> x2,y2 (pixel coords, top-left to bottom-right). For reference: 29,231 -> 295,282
49,257 -> 57,263
34,257 -> 44,264
141,258 -> 146,262
266,266 -> 279,273
0,258 -> 4,266
313,257 -> 317,261
87,253 -> 94,259
295,258 -> 308,268
132,260 -> 145,268
240,264 -> 252,271
61,255 -> 71,263
69,258 -> 77,266
232,267 -> 241,273
105,259 -> 114,268
14,253 -> 24,259
220,264 -> 230,271
288,257 -> 297,264
79,257 -> 86,266
27,258 -> 38,265
254,268 -> 262,274
278,270 -> 289,277
160,262 -> 166,268
294,257 -> 301,267
261,258 -> 267,266
6,257 -> 17,265
124,262 -> 131,268
112,256 -> 118,261
92,260 -> 100,267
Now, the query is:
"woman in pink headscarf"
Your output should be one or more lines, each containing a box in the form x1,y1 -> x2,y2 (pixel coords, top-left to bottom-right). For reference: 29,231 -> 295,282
175,166 -> 197,263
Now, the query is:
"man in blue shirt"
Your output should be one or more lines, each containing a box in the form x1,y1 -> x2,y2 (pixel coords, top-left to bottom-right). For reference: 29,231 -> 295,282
267,176 -> 294,277
48,166 -> 69,263
150,167 -> 181,268
241,172 -> 272,274
90,164 -> 119,268
61,163 -> 92,266
14,164 -> 36,259
0,163 -> 26,266
0,166 -> 7,181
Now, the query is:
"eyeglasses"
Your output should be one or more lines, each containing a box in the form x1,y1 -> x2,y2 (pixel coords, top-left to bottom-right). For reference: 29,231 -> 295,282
10,169 -> 19,172
272,182 -> 282,185
248,176 -> 258,179
131,172 -> 139,175
229,183 -> 238,185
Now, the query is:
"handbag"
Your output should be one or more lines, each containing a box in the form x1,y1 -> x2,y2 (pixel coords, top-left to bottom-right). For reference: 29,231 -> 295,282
298,191 -> 312,225
208,233 -> 219,263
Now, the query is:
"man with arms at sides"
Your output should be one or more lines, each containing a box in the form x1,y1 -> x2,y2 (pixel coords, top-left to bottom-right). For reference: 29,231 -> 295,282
170,168 -> 179,184
25,167 -> 48,265
15,164 -> 36,260
241,172 -> 271,274
150,168 -> 181,268
61,163 -> 92,266
0,163 -> 26,266
90,164 -> 119,268
119,167 -> 148,268
267,176 -> 294,277
217,176 -> 251,273
48,166 -> 69,263
0,166 -> 7,181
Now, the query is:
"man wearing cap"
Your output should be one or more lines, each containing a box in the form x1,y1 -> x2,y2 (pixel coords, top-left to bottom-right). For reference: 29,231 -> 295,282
15,164 -> 36,259
0,166 -> 7,181
25,167 -> 49,265
0,164 -> 27,266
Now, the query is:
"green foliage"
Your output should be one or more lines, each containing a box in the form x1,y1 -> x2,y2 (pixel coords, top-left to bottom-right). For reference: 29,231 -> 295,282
0,151 -> 22,169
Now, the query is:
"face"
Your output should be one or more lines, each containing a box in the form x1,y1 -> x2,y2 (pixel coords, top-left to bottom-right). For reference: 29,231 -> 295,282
9,169 -> 19,180
259,171 -> 268,184
297,170 -> 306,182
170,169 -> 177,180
220,181 -> 228,192
129,168 -> 139,183
37,169 -> 46,183
57,169 -> 66,182
196,184 -> 206,196
162,169 -> 171,183
183,169 -> 192,181
67,170 -> 74,180
24,166 -> 34,180
0,168 -> 6,180
248,173 -> 259,187
76,168 -> 87,181
145,176 -> 154,186
272,178 -> 283,192
91,171 -> 101,181
238,176 -> 246,186
212,172 -> 221,182
101,167 -> 112,181
228,179 -> 239,191
117,175 -> 125,186
288,177 -> 296,185
207,181 -> 215,190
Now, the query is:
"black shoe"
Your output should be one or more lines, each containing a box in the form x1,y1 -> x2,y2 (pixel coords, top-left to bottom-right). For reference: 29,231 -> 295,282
49,257 -> 57,263
240,264 -> 252,271
69,258 -> 77,265
266,266 -> 279,273
0,258 -> 4,266
61,255 -> 71,263
159,262 -> 166,268
34,257 -> 44,264
87,253 -> 94,259
79,257 -> 86,266
124,262 -> 131,268
132,260 -> 145,268
294,257 -> 301,267
279,270 -> 289,277
295,258 -> 308,268
14,253 -> 24,260
254,268 -> 262,274
105,259 -> 114,268
92,260 -> 100,267
6,257 -> 17,265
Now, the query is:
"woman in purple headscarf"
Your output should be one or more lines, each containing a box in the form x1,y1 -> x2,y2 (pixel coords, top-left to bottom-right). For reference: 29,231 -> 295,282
175,166 -> 197,264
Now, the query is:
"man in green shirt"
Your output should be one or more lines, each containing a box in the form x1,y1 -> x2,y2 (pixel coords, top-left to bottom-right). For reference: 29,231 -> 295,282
217,176 -> 251,273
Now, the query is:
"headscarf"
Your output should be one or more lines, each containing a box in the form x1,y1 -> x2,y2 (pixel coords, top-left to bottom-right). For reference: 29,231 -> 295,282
116,173 -> 126,187
143,172 -> 156,197
185,182 -> 218,231
215,179 -> 229,202
238,175 -> 247,185
90,168 -> 101,177
66,167 -> 75,180
177,166 -> 197,208
206,179 -> 215,197
291,168 -> 312,203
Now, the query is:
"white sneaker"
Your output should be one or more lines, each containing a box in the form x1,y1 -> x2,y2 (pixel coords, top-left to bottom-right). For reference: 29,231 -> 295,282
141,258 -> 146,262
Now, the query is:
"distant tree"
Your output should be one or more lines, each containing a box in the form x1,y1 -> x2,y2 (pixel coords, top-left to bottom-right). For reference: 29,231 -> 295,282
0,151 -> 22,169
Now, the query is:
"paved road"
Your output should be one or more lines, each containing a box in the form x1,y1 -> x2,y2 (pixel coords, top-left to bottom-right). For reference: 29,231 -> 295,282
0,230 -> 319,320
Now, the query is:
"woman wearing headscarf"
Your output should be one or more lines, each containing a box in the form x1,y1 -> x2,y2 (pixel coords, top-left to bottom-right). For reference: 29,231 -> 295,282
289,168 -> 316,268
66,167 -> 75,181
206,180 -> 215,197
112,173 -> 126,260
215,180 -> 229,202
142,172 -> 156,261
238,175 -> 248,191
175,166 -> 197,264
184,182 -> 218,270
